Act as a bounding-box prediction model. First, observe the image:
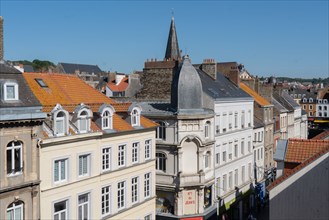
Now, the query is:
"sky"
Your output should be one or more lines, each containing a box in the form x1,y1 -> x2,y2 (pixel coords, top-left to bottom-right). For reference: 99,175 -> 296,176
0,0 -> 328,78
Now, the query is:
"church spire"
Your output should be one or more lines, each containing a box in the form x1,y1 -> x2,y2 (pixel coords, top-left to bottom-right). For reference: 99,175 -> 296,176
165,16 -> 181,61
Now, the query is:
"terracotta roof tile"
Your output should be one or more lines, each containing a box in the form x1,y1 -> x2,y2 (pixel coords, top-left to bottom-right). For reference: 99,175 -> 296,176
267,145 -> 329,191
113,114 -> 133,131
141,116 -> 158,128
312,130 -> 329,140
107,76 -> 129,92
112,102 -> 131,112
240,83 -> 271,106
23,72 -> 115,112
285,138 -> 329,163
90,121 -> 102,132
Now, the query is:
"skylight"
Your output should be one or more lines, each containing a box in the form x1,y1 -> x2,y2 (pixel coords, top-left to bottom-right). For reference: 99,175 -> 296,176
35,78 -> 48,87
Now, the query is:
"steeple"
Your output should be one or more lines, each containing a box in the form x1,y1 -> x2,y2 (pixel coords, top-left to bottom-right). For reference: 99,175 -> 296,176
165,16 -> 181,61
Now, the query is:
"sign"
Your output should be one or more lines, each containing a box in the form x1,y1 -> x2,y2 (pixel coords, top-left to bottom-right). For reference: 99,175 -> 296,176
183,190 -> 196,215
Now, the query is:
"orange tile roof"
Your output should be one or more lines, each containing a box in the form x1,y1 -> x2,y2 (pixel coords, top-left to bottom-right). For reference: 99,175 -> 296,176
113,114 -> 133,131
141,116 -> 158,128
112,102 -> 132,112
240,83 -> 271,106
285,139 -> 329,163
267,145 -> 329,191
107,76 -> 129,92
312,130 -> 329,140
23,72 -> 115,112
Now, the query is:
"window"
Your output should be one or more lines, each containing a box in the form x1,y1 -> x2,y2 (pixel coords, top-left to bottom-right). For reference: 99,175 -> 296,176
216,153 -> 220,165
216,177 -> 220,196
78,193 -> 90,220
102,110 -> 112,129
79,154 -> 90,177
222,151 -> 227,163
55,111 -> 66,136
7,201 -> 23,220
6,141 -> 23,175
4,82 -> 19,101
228,113 -> 233,129
324,106 -> 328,110
54,158 -> 68,183
248,163 -> 252,179
35,78 -> 48,87
118,145 -> 126,167
234,112 -> 238,128
144,173 -> 151,198
102,147 -> 111,171
310,105 -> 313,110
223,174 -> 227,192
205,121 -> 210,138
248,110 -> 251,127
156,121 -> 166,140
131,109 -> 140,126
102,186 -> 111,216
241,141 -> 244,155
242,166 -> 245,183
78,111 -> 89,133
257,149 -> 260,160
132,142 -> 139,163
234,144 -> 238,158
261,148 -> 263,159
319,106 -> 322,110
204,152 -> 210,169
223,113 -> 227,132
117,181 -> 126,210
254,150 -> 256,161
144,214 -> 152,220
156,153 -> 166,172
234,169 -> 238,187
229,172 -> 233,189
248,141 -> 251,152
228,143 -> 232,160
241,111 -> 245,128
54,200 -> 68,220
145,140 -> 152,160
132,177 -> 139,204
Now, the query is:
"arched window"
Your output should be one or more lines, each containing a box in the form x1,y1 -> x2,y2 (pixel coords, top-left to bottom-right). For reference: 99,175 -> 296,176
7,141 -> 23,175
309,98 -> 313,103
102,110 -> 112,129
7,201 -> 24,220
131,109 -> 140,126
156,121 -> 166,140
79,110 -> 89,133
55,111 -> 66,136
156,153 -> 166,172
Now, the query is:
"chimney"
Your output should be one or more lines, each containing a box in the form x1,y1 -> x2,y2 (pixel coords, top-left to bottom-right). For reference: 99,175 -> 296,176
0,16 -> 3,60
201,59 -> 217,79
217,62 -> 241,87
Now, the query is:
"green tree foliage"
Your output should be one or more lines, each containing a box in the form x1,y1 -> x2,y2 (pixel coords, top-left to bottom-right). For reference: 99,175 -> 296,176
13,59 -> 55,72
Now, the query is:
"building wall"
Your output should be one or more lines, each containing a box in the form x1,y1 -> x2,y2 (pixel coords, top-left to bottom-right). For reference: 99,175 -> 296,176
0,122 -> 42,220
253,126 -> 265,182
39,130 -> 156,220
269,153 -> 329,220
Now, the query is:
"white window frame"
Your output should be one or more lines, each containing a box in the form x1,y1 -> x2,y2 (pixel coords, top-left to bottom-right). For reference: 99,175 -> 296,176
144,173 -> 151,198
4,82 -> 19,101
223,174 -> 227,192
229,171 -> 233,189
7,201 -> 23,220
156,121 -> 166,140
234,169 -> 238,187
204,151 -> 211,169
117,181 -> 126,210
131,108 -> 140,126
118,145 -> 126,168
242,166 -> 245,183
53,199 -> 68,220
132,142 -> 139,164
101,185 -> 111,216
78,110 -> 89,133
102,110 -> 112,130
6,141 -> 23,176
102,147 -> 111,172
131,177 -> 139,204
205,121 -> 210,138
77,193 -> 90,220
54,111 -> 67,137
78,154 -> 91,177
54,158 -> 68,183
145,139 -> 152,160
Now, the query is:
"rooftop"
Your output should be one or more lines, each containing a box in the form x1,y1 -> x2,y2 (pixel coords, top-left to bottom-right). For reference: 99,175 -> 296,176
240,82 -> 271,106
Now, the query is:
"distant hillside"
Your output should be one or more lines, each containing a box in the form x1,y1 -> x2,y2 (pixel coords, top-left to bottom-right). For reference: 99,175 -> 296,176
11,59 -> 56,72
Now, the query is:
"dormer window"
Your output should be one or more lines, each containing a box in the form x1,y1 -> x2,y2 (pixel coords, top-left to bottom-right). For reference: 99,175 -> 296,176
79,110 -> 89,133
102,110 -> 112,129
55,111 -> 66,136
303,98 -> 307,103
309,98 -> 313,102
4,82 -> 19,101
131,108 -> 140,126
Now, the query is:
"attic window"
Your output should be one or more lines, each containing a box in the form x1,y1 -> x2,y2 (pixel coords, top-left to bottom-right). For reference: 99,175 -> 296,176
4,82 -> 19,101
35,78 -> 47,88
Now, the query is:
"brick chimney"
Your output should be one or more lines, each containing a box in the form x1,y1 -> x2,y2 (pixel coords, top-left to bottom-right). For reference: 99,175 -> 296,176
0,16 -> 3,60
201,59 -> 217,79
217,62 -> 241,87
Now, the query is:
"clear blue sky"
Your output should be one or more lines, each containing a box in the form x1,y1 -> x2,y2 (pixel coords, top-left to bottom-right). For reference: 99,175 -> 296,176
1,0 -> 328,78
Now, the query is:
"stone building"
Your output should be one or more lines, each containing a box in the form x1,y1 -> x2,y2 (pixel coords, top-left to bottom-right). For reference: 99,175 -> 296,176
0,61 -> 46,219
140,56 -> 217,220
